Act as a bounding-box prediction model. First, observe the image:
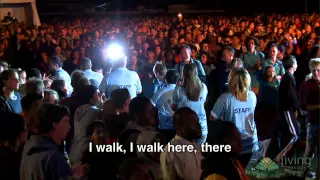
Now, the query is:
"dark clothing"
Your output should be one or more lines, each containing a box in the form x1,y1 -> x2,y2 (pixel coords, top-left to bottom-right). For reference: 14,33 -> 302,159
299,78 -> 320,124
210,60 -> 230,102
63,59 -> 78,75
20,136 -> 71,180
0,146 -> 21,180
278,72 -> 299,111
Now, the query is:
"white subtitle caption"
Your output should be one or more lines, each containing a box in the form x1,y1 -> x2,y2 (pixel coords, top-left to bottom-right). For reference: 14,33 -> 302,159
89,142 -> 231,154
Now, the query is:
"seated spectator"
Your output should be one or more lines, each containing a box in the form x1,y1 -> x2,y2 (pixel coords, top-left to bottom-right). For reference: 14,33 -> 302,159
0,112 -> 27,180
20,104 -> 87,179
0,69 -> 22,114
161,107 -> 203,180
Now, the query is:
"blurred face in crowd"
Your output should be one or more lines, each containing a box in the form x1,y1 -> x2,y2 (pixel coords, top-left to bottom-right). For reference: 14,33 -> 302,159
224,37 -> 231,45
155,46 -> 161,54
19,71 -> 27,85
266,66 -> 275,78
44,93 -> 58,104
148,51 -> 155,60
0,43 -> 5,52
201,43 -> 209,52
247,39 -> 256,52
53,116 -> 70,145
201,54 -> 208,65
55,47 -> 62,55
4,72 -> 19,91
222,49 -> 233,63
90,89 -> 100,106
232,36 -> 240,46
311,65 -> 320,82
181,47 -> 191,62
91,126 -> 107,145
191,49 -> 197,59
269,46 -> 278,60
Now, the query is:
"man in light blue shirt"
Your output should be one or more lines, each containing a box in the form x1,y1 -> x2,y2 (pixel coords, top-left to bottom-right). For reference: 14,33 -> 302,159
80,58 -> 104,87
48,56 -> 73,96
152,70 -> 177,130
174,45 -> 206,83
100,57 -> 142,99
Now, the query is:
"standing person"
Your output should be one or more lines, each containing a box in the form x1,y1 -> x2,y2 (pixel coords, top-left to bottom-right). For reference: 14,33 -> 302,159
152,70 -> 178,142
276,55 -> 300,160
0,112 -> 28,180
0,69 -> 22,114
300,58 -> 320,159
160,107 -> 203,180
211,68 -> 258,168
20,104 -> 87,180
262,43 -> 285,80
48,56 -> 73,95
172,64 -> 208,144
79,58 -> 103,87
99,56 -> 142,99
174,45 -> 206,83
240,36 -> 264,95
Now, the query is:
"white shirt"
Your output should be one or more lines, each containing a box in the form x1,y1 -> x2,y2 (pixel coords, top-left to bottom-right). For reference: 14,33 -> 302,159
55,67 -> 73,95
83,69 -> 104,87
100,67 -> 142,99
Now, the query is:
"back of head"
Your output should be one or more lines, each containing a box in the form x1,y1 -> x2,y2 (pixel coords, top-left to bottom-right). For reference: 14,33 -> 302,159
228,68 -> 251,101
35,104 -> 69,134
80,58 -> 92,70
129,96 -> 151,121
111,88 -> 130,109
173,107 -> 196,128
49,56 -> 63,68
153,63 -> 167,77
183,64 -> 202,101
21,94 -> 43,111
282,55 -> 297,70
0,112 -> 25,146
26,68 -> 42,79
165,69 -> 178,84
105,113 -> 130,139
25,77 -> 44,96
71,70 -> 86,89
76,84 -> 98,105
230,58 -> 243,69
43,89 -> 59,104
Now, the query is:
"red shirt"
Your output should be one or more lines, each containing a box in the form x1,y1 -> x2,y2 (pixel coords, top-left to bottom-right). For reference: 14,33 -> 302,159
299,78 -> 320,124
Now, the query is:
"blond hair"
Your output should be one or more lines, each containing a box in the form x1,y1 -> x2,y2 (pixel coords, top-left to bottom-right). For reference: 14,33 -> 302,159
309,58 -> 320,71
228,68 -> 251,101
183,64 -> 202,101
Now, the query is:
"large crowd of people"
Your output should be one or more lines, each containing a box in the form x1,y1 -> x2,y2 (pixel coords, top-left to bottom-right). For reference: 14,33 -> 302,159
0,12 -> 319,180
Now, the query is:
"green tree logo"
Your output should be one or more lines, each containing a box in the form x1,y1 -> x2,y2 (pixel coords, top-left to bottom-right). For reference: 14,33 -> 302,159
255,157 -> 280,171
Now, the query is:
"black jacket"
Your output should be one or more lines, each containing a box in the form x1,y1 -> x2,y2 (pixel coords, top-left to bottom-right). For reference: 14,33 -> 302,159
278,72 -> 300,111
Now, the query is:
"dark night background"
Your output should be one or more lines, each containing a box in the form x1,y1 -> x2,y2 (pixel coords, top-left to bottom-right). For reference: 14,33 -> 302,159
36,0 -> 320,19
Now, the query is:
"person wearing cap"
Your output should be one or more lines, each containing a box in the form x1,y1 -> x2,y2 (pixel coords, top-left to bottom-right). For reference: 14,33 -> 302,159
174,44 -> 206,83
48,56 -> 73,96
79,58 -> 103,87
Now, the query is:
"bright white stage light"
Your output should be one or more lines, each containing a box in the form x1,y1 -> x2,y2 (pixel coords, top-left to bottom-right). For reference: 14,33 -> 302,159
105,43 -> 124,60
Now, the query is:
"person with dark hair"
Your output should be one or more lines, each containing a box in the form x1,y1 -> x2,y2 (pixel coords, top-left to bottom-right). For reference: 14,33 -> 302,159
69,85 -> 102,164
0,112 -> 27,180
174,44 -> 206,83
43,89 -> 59,104
50,79 -> 68,100
273,55 -> 300,161
0,69 -> 22,114
173,64 -> 208,144
277,44 -> 286,61
152,69 -> 178,142
240,36 -> 264,95
20,104 -> 87,179
26,68 -> 42,80
142,62 -> 167,98
21,94 -> 43,136
262,43 -> 285,80
202,120 -> 247,180
161,107 -> 203,180
80,58 -> 103,87
63,49 -> 81,75
48,56 -> 73,95
70,70 -> 87,90
110,88 -> 131,114
119,96 -> 157,159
